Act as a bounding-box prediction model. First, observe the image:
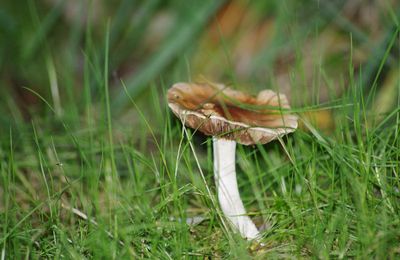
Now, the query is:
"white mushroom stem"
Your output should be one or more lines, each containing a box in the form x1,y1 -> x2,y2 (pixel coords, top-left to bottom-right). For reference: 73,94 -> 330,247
213,137 -> 260,240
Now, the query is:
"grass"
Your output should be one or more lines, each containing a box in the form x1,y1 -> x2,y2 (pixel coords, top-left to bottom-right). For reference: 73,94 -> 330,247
1,0 -> 400,259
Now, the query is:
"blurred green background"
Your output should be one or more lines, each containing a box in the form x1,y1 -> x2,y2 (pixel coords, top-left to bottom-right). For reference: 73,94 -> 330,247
0,0 -> 398,127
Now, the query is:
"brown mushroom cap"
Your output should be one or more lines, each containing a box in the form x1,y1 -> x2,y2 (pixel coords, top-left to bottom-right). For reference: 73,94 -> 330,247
168,82 -> 298,145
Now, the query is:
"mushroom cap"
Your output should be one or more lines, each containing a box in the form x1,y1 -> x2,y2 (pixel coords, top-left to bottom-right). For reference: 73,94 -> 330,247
167,82 -> 298,145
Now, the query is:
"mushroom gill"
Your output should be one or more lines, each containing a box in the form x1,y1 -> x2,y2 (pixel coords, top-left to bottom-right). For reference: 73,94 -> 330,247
167,82 -> 297,132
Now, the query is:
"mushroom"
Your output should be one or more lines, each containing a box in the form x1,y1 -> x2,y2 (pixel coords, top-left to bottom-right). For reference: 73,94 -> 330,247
167,82 -> 298,240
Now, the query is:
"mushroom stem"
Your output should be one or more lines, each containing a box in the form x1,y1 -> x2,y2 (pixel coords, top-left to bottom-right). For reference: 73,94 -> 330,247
213,137 -> 260,240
